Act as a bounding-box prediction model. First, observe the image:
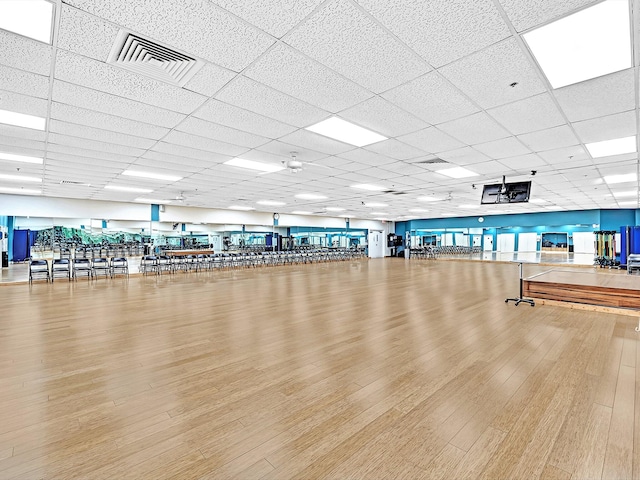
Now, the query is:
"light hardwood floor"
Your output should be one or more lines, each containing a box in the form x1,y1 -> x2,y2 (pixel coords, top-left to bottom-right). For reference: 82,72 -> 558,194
0,258 -> 637,479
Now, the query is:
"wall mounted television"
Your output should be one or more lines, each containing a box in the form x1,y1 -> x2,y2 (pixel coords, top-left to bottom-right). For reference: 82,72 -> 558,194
481,180 -> 531,204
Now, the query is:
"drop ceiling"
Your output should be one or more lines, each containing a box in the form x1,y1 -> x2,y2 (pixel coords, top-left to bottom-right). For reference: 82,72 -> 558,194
0,0 -> 638,221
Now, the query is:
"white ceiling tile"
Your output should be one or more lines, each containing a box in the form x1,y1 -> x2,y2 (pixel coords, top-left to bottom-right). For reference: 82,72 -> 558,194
359,0 -> 510,67
277,129 -> 355,155
245,43 -> 372,112
54,50 -> 208,114
183,63 -> 237,97
364,139 -> 427,161
216,76 -> 328,127
212,0 -> 323,38
0,134 -> 45,151
48,120 -> 157,149
50,103 -> 170,139
0,126 -> 46,142
338,149 -> 398,167
194,100 -> 296,138
439,38 -> 547,109
48,133 -> 146,158
46,143 -> 135,163
438,112 -> 510,145
572,110 -> 636,144
0,30 -> 52,76
554,69 -> 635,122
471,160 -> 516,175
257,140 -> 328,162
339,96 -> 428,138
382,72 -> 479,124
129,157 -> 204,173
285,0 -> 429,93
162,131 -> 249,157
176,117 -> 270,149
142,150 -> 231,167
499,0 -> 598,32
0,65 -> 49,99
516,125 -> 580,152
398,127 -> 465,154
498,153 -> 548,170
63,0 -> 274,71
57,4 -> 120,61
0,89 -> 48,117
438,146 -> 492,165
51,81 -> 185,129
474,137 -> 531,159
488,93 -> 566,135
537,145 -> 590,165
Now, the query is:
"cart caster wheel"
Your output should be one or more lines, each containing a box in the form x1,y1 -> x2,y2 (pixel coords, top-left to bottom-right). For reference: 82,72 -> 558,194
505,299 -> 508,303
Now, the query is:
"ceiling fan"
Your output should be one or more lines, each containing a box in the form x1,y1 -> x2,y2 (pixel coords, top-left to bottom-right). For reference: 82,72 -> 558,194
281,152 -> 330,173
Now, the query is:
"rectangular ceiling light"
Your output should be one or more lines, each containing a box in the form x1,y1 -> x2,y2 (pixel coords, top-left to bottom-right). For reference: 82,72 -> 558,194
603,173 -> 637,184
612,190 -> 637,198
0,186 -> 41,195
228,205 -> 255,211
295,193 -> 328,200
618,200 -> 637,206
224,158 -> 284,173
585,136 -> 636,158
257,200 -> 286,206
292,210 -> 312,215
0,109 -> 46,130
123,170 -> 183,182
350,183 -> 387,191
306,117 -> 387,147
409,208 -> 429,212
105,185 -> 153,193
134,197 -> 173,203
523,0 -> 631,89
436,167 -> 478,178
0,174 -> 42,183
0,152 -> 43,164
325,207 -> 345,212
0,0 -> 54,44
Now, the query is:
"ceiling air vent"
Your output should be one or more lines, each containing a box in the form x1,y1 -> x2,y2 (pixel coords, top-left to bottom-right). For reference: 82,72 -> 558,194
107,30 -> 203,87
60,180 -> 91,186
415,157 -> 448,164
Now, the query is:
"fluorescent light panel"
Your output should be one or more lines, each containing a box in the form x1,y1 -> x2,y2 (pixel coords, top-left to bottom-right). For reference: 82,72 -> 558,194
134,198 -> 173,203
0,109 -> 46,130
351,183 -> 386,191
123,170 -> 183,182
618,200 -> 637,206
436,167 -> 478,179
325,207 -> 345,212
224,158 -> 284,173
306,117 -> 387,147
105,185 -> 153,193
603,173 -> 636,184
228,205 -> 255,211
0,186 -> 41,195
257,200 -> 286,206
295,193 -> 327,200
0,152 -> 43,164
409,208 -> 429,212
612,190 -> 637,198
0,174 -> 41,183
292,210 -> 312,215
0,0 -> 54,43
523,0 -> 631,89
585,136 -> 636,158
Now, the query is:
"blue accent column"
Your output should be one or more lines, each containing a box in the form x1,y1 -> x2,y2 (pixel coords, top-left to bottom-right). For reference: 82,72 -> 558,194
102,220 -> 107,228
151,204 -> 160,222
7,216 -> 14,262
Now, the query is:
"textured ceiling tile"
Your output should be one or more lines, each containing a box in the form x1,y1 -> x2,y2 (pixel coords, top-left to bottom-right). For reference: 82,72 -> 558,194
143,149 -> 232,167
0,65 -> 49,99
517,125 -> 580,152
499,153 -> 548,170
245,43 -> 372,112
183,63 -> 236,97
439,38 -> 547,109
285,0 -> 429,93
397,127 -> 465,154
162,131 -> 249,157
382,72 -> 479,125
48,133 -> 147,157
438,146 -> 491,165
57,4 -> 120,61
572,110 -> 636,144
0,30 -> 52,76
256,140 -> 328,162
438,112 -> 510,145
216,76 -> 328,127
0,90 -> 49,117
277,129 -> 356,155
62,0 -> 274,71
537,145 -> 590,165
0,125 -> 46,142
0,134 -> 45,151
48,120 -> 157,149
554,69 -> 635,122
338,149 -> 397,167
499,0 -> 598,32
52,81 -> 185,129
212,0 -> 323,38
50,103 -> 170,140
54,50 -> 208,114
473,137 -> 531,159
339,96 -> 428,138
194,100 -> 296,138
359,0 -> 510,67
488,93 -> 566,135
364,139 -> 427,161
176,117 -> 270,149
46,143 -> 136,163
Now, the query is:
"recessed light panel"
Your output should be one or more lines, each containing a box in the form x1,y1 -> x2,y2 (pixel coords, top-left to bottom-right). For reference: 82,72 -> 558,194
123,170 -> 183,182
306,117 -> 387,147
224,158 -> 284,173
409,208 -> 429,212
295,193 -> 328,200
135,198 -> 173,203
0,109 -> 46,130
0,152 -> 43,164
0,186 -> 41,195
228,205 -> 255,211
0,174 -> 41,183
325,207 -> 345,212
603,173 -> 637,184
0,0 -> 54,44
436,167 -> 478,179
618,200 -> 637,206
585,136 -> 636,158
292,210 -> 312,215
351,183 -> 387,191
105,185 -> 153,193
523,0 -> 631,89
612,190 -> 637,198
257,200 -> 286,206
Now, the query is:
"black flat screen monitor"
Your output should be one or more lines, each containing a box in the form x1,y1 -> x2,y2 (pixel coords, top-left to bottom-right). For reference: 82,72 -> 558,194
481,181 -> 531,204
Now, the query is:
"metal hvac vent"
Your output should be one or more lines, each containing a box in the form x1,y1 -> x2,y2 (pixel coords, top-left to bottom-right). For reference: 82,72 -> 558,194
60,180 -> 91,186
415,157 -> 448,164
107,30 -> 203,87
